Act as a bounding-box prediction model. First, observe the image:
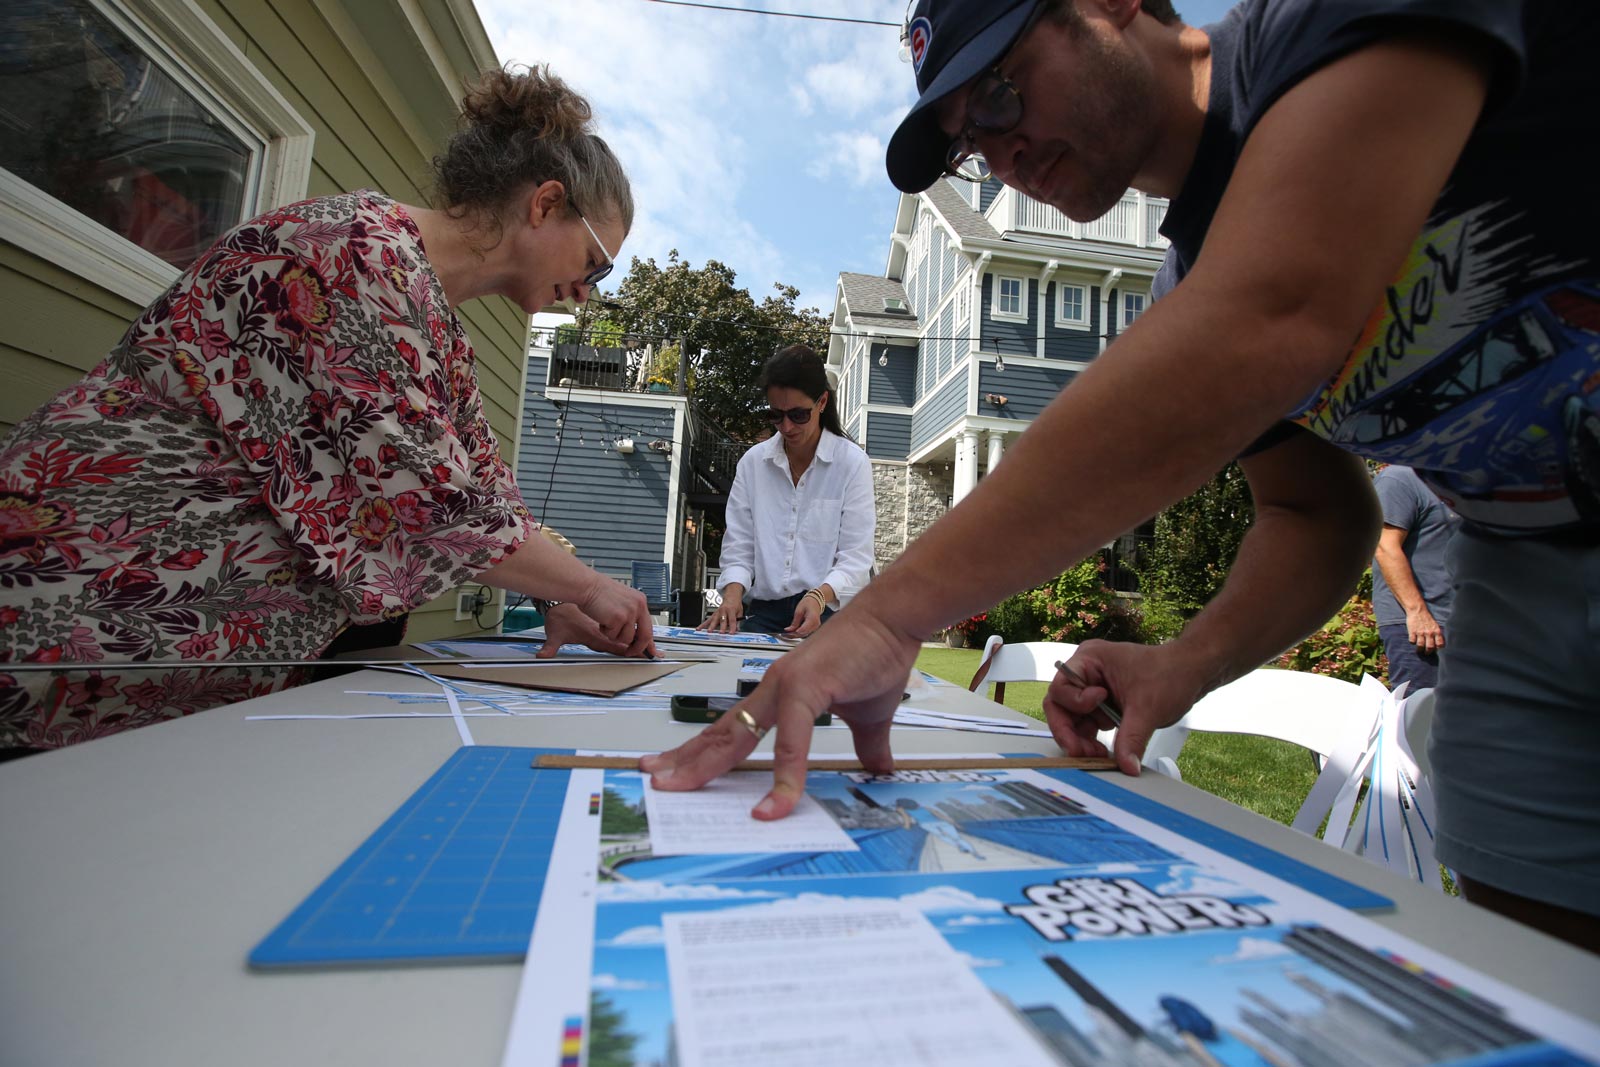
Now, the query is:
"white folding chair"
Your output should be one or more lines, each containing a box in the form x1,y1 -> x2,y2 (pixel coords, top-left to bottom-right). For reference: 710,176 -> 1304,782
967,635 -> 1079,706
1146,669 -> 1444,890
971,636 -> 1169,770
1139,669 -> 1380,774
1290,680 -> 1442,889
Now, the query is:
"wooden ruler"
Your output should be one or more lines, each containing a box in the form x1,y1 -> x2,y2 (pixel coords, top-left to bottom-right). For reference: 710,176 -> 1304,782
534,754 -> 1118,772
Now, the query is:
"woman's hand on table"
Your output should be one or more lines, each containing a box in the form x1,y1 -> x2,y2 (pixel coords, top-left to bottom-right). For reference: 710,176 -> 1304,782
537,601 -> 656,658
573,575 -> 657,657
641,602 -> 920,819
1043,640 -> 1208,775
700,589 -> 742,633
783,594 -> 824,637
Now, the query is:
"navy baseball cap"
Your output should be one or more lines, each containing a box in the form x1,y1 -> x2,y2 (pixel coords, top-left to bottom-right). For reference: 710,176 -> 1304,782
886,0 -> 1043,193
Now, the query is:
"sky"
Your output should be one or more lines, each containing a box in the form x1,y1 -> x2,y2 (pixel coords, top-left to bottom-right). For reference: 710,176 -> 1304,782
476,0 -> 1241,324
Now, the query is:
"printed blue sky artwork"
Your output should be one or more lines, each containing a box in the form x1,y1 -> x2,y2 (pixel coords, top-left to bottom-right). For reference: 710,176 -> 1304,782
652,625 -> 791,647
505,767 -> 1600,1067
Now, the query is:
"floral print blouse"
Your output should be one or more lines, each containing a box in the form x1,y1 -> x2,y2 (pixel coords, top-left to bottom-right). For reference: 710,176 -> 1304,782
0,191 -> 535,749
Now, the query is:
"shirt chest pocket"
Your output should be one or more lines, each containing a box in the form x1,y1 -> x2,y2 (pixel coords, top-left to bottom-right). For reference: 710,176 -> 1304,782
798,496 -> 843,543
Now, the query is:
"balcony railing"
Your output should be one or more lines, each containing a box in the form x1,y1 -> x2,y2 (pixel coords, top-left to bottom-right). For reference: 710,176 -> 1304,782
687,402 -> 748,498
545,343 -> 685,395
987,187 -> 1170,250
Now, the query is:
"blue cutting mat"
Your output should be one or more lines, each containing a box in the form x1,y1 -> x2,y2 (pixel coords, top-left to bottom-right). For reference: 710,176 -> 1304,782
1039,768 -> 1392,912
249,746 -> 572,968
252,752 -> 1389,970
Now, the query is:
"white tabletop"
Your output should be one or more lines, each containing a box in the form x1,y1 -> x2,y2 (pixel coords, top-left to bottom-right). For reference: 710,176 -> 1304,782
2,652 -> 1597,1067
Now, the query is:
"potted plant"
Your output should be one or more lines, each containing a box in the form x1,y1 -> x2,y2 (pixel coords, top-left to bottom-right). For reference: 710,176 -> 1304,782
646,375 -> 673,394
944,612 -> 987,649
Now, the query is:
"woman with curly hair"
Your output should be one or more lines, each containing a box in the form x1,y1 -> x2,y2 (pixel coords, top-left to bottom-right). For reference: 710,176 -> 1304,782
0,66 -> 652,754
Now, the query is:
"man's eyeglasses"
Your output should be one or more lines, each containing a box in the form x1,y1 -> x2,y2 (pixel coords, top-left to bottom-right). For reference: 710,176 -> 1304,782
760,405 -> 814,426
945,10 -> 1039,183
574,209 -> 615,288
946,75 -> 1024,182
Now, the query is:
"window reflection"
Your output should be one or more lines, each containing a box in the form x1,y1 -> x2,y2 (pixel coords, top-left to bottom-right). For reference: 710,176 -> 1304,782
0,0 -> 256,269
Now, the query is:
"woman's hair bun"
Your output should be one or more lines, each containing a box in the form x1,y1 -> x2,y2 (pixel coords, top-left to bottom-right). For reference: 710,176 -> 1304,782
460,65 -> 591,141
436,63 -> 632,234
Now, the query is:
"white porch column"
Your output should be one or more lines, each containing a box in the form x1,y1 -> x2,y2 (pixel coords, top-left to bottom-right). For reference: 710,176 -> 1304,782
985,430 -> 1005,475
1037,259 -> 1058,358
953,429 -> 981,506
1098,267 -> 1123,354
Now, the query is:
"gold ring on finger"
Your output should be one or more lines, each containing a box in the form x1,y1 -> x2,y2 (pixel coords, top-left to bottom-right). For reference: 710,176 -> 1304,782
735,708 -> 769,742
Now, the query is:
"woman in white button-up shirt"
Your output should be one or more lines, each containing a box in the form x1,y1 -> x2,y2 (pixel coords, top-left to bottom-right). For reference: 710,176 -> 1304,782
702,346 -> 875,637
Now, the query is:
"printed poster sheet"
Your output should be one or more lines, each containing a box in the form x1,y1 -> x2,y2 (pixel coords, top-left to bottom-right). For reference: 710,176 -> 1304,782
504,766 -> 1600,1067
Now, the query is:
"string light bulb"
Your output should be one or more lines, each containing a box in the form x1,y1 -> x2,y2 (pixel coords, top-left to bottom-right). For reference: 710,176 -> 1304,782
878,351 -> 888,368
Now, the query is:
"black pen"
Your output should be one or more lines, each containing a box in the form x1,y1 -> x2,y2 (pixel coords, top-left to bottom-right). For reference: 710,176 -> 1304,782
1053,660 -> 1123,728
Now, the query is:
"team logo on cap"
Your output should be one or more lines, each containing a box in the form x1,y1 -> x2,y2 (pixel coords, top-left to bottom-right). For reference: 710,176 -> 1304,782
908,16 -> 932,75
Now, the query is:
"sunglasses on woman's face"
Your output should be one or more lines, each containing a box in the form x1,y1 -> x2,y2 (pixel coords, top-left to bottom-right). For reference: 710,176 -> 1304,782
574,209 -> 615,288
760,405 -> 814,426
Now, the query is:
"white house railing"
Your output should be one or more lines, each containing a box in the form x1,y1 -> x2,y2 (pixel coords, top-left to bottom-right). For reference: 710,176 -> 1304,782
986,186 -> 1169,250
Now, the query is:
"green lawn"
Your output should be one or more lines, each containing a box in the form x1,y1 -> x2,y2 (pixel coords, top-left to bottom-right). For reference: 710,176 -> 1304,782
916,646 -> 1318,827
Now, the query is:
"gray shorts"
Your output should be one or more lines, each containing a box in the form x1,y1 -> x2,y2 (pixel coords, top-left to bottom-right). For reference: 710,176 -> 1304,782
1431,529 -> 1600,915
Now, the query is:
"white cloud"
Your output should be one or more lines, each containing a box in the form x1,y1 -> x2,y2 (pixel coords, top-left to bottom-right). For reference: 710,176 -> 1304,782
592,972 -> 662,991
807,131 -> 885,187
1156,865 -> 1250,898
1210,936 -> 1292,965
474,0 -> 913,311
599,924 -> 665,947
896,885 -> 1008,914
958,952 -> 1006,969
598,882 -> 782,903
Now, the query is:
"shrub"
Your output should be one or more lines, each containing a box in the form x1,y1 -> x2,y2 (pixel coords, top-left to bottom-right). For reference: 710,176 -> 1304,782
1135,595 -> 1187,645
983,556 -> 1141,645
1276,578 -> 1389,685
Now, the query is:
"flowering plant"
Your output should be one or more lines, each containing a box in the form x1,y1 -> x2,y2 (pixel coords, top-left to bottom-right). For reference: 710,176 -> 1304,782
950,611 -> 987,637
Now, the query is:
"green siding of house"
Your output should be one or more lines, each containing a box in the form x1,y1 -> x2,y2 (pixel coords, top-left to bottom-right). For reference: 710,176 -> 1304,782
0,0 -> 523,641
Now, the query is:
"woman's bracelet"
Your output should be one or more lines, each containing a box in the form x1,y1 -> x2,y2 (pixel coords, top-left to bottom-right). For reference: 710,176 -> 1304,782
804,588 -> 828,610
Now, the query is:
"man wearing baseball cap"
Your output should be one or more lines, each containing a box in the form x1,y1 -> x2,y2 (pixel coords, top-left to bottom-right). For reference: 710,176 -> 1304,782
647,0 -> 1600,953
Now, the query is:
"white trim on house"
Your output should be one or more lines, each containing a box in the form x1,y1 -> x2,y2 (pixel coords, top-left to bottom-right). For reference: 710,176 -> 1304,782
0,0 -> 314,307
662,403 -> 688,568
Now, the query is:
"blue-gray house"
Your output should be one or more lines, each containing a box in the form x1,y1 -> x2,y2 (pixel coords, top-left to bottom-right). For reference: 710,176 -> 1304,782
830,177 -> 1170,576
515,332 -> 738,615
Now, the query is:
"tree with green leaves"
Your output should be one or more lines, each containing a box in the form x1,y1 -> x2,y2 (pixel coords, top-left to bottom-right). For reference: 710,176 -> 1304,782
1136,462 -> 1255,640
599,787 -> 647,836
578,250 -> 829,439
556,317 -> 624,347
585,993 -> 640,1067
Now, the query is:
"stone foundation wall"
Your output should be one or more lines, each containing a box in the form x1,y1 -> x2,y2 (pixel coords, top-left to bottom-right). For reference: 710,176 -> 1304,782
872,462 -> 907,574
906,463 -> 953,547
870,461 -> 954,571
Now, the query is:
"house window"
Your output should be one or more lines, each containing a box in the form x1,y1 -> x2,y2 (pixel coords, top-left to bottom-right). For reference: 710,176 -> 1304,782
994,275 -> 1025,319
1056,283 -> 1088,329
0,0 -> 311,303
1122,291 -> 1147,327
2,0 -> 261,270
954,281 -> 969,328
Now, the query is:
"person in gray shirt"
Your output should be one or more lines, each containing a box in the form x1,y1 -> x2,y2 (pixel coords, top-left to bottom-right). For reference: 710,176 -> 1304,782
1371,466 -> 1460,692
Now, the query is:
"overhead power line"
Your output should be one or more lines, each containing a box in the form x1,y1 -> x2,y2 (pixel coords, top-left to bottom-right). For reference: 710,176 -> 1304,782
643,0 -> 897,27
